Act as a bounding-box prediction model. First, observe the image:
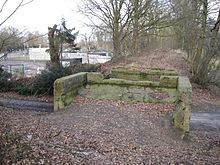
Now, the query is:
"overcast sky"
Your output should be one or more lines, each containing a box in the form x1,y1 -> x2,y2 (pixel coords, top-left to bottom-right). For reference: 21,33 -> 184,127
0,0 -> 88,35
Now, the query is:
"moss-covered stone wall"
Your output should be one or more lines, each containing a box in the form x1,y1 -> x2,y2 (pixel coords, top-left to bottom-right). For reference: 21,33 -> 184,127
111,66 -> 178,81
53,68 -> 192,136
85,72 -> 178,103
54,72 -> 87,111
173,76 -> 192,135
82,84 -> 177,103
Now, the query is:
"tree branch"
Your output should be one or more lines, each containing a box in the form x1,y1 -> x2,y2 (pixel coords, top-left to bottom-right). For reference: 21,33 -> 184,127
0,0 -> 8,13
0,0 -> 34,27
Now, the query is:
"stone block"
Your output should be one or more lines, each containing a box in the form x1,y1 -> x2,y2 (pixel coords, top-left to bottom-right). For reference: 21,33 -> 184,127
173,76 -> 192,134
148,69 -> 177,76
178,76 -> 192,93
87,72 -> 104,84
111,67 -> 178,81
102,78 -> 160,88
159,76 -> 178,88
132,93 -> 144,102
54,72 -> 87,111
121,92 -> 134,102
85,84 -> 124,100
111,68 -> 145,81
173,102 -> 191,132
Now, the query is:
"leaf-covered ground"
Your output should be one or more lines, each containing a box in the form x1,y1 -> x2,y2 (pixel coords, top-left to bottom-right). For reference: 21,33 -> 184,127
0,96 -> 220,164
1,49 -> 220,164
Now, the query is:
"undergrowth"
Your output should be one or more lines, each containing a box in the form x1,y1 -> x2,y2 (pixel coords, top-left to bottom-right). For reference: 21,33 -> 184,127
0,63 -> 101,96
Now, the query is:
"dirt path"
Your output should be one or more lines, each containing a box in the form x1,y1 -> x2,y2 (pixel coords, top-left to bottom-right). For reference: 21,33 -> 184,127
192,102 -> 220,113
1,97 -> 220,164
191,112 -> 220,132
0,97 -> 53,112
1,95 -> 220,133
190,101 -> 220,132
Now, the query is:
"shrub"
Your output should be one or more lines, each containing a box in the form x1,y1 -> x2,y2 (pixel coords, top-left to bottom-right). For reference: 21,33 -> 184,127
70,63 -> 101,74
13,78 -> 34,96
31,64 -> 101,95
0,68 -> 14,92
30,65 -> 72,95
0,63 -> 101,96
0,67 -> 29,93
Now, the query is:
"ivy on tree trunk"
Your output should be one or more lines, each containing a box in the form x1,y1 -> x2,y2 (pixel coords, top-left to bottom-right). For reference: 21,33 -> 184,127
48,19 -> 78,65
48,24 -> 60,64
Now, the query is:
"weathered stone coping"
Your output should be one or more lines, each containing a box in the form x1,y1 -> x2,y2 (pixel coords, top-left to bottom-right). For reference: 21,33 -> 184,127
87,72 -> 178,88
111,67 -> 178,81
112,66 -> 178,75
85,72 -> 178,104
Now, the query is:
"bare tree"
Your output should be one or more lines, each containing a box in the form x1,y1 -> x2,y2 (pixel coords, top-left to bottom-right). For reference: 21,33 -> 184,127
171,0 -> 220,85
80,0 -> 173,57
192,5 -> 220,84
25,31 -> 48,48
94,27 -> 112,51
129,0 -> 172,54
0,0 -> 34,27
0,0 -> 34,53
80,0 -> 133,58
0,27 -> 23,52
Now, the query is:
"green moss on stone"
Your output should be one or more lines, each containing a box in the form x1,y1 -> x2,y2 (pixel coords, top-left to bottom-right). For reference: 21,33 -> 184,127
61,88 -> 78,106
159,76 -> 178,88
85,84 -> 124,100
82,84 -> 177,104
178,76 -> 192,93
143,87 -> 177,103
87,72 -> 104,84
112,70 -> 144,81
54,72 -> 87,111
173,76 -> 192,134
121,93 -> 134,102
112,67 -> 178,81
132,93 -> 144,102
101,78 -> 160,87
173,102 -> 191,132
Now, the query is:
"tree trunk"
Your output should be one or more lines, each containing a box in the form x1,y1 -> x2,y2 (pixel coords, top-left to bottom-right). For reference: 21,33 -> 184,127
112,1 -> 122,58
131,0 -> 140,56
192,0 -> 208,84
112,24 -> 122,58
48,25 -> 60,65
192,3 -> 220,85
